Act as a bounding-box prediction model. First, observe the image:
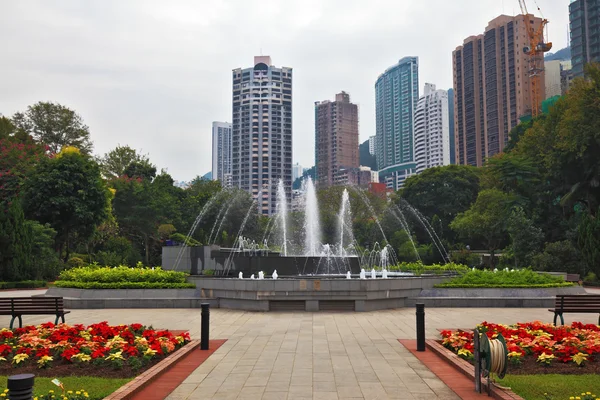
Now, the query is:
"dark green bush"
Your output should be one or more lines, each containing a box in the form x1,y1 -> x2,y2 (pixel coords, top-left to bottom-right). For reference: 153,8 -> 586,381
531,240 -> 584,274
0,280 -> 47,289
435,269 -> 571,288
54,281 -> 195,289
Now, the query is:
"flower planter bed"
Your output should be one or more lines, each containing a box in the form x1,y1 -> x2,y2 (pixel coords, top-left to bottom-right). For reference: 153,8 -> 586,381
441,321 -> 600,375
0,322 -> 190,378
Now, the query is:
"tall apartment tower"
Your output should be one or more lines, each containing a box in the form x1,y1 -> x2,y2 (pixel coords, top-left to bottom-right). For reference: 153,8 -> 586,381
414,84 -> 450,174
448,88 -> 456,164
570,0 -> 600,78
375,56 -> 419,189
232,56 -> 292,215
453,14 -> 545,166
211,121 -> 233,187
315,91 -> 359,187
545,60 -> 563,98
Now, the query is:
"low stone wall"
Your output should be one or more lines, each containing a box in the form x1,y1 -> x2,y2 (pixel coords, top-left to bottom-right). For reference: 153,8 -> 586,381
44,287 -> 215,309
408,285 -> 586,308
189,276 -> 449,311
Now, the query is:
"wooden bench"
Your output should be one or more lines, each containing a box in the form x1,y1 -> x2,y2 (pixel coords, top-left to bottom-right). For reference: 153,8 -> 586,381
0,297 -> 70,329
548,294 -> 600,325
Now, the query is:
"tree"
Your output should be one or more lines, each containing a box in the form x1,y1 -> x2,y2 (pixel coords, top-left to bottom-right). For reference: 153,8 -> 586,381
450,189 -> 517,266
22,147 -> 110,261
0,201 -> 34,281
399,165 -> 480,242
123,161 -> 157,181
578,210 -> 600,277
506,206 -> 543,267
99,145 -> 152,180
0,116 -> 16,139
12,102 -> 93,154
516,63 -> 600,216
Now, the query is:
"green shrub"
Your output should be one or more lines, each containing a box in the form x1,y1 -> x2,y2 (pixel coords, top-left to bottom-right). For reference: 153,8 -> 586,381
57,265 -> 189,284
435,269 -> 572,288
54,281 -> 195,289
67,257 -> 86,268
203,269 -> 215,276
0,280 -> 47,289
170,233 -> 200,246
450,249 -> 481,268
384,262 -> 468,275
531,240 -> 584,274
583,272 -> 599,284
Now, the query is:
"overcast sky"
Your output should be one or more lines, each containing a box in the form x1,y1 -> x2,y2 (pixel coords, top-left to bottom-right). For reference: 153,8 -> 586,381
0,0 -> 569,181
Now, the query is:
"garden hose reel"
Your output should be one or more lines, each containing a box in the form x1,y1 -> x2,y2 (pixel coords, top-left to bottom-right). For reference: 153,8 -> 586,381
474,328 -> 508,395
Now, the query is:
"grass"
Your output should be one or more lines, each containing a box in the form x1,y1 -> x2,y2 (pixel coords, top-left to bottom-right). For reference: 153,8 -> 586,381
497,374 -> 600,400
0,376 -> 131,400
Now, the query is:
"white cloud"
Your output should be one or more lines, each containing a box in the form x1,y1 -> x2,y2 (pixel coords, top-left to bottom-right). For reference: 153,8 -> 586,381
0,0 -> 569,180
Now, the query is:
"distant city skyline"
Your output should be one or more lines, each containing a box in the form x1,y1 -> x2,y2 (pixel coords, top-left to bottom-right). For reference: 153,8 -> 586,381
0,1 -> 570,182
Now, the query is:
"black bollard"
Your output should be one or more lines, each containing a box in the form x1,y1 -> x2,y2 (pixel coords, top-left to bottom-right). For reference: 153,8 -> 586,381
200,303 -> 210,350
416,303 -> 425,352
7,374 -> 35,400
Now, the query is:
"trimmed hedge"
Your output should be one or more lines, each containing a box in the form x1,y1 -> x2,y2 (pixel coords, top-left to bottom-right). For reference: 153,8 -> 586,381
387,262 -> 468,275
0,280 -> 47,289
58,266 -> 189,284
54,281 -> 195,289
435,269 -> 572,288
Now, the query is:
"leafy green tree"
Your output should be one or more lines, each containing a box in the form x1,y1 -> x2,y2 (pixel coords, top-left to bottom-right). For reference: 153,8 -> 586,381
450,189 -> 516,266
516,63 -> 600,216
578,210 -> 600,277
506,206 -> 543,267
99,145 -> 152,180
399,165 -> 480,242
0,116 -> 16,139
22,147 -> 110,261
0,201 -> 34,281
12,102 -> 93,154
26,220 -> 62,279
532,240 -> 584,274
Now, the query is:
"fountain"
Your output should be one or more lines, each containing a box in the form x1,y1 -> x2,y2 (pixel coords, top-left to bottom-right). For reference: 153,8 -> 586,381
303,177 -> 321,257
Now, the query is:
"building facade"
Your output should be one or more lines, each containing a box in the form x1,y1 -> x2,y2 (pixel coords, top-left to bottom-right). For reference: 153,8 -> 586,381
448,88 -> 455,164
292,163 -> 303,182
453,14 -> 545,166
545,60 -> 563,98
315,91 -> 359,188
375,56 -> 419,189
570,0 -> 600,78
211,121 -> 232,187
414,84 -> 450,174
368,135 -> 376,155
232,56 -> 292,215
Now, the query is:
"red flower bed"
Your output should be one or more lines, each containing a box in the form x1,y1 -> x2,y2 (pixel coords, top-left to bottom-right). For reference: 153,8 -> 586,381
441,321 -> 600,374
0,322 -> 190,378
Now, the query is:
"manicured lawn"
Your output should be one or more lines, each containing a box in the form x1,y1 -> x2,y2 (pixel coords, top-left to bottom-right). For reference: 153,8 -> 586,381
0,376 -> 131,400
497,374 -> 600,400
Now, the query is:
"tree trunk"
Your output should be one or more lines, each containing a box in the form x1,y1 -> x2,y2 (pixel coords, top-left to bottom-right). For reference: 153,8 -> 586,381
144,234 -> 149,265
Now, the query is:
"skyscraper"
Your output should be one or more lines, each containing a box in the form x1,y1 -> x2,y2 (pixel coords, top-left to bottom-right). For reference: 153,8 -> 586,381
448,88 -> 455,164
453,14 -> 545,166
211,121 -> 232,187
375,56 -> 419,189
368,135 -> 376,155
545,60 -> 563,98
292,163 -> 303,182
414,84 -> 450,174
570,0 -> 600,78
315,91 -> 359,187
232,56 -> 292,215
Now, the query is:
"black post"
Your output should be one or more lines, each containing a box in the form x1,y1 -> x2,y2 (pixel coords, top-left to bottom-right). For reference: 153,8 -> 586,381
474,329 -> 481,393
200,303 -> 210,350
7,374 -> 35,400
416,303 -> 425,352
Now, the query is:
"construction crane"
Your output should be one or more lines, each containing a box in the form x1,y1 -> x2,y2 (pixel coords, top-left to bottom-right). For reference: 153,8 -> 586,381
517,0 -> 552,117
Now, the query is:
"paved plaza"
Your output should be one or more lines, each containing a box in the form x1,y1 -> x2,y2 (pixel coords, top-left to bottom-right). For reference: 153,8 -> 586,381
1,296 -> 599,400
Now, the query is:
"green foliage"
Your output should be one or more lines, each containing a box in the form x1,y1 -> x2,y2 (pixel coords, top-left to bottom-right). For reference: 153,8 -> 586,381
170,233 -> 200,246
450,189 -> 517,265
578,210 -> 600,277
0,201 -> 34,281
531,240 -> 585,275
202,269 -> 215,276
450,249 -> 481,267
57,265 -> 189,283
0,280 -> 47,289
99,145 -> 152,180
54,281 -> 195,289
584,272 -> 598,284
399,165 -> 480,243
11,101 -> 93,154
359,140 -> 377,170
22,148 -> 110,261
506,206 -> 544,267
67,257 -> 86,268
386,262 -> 468,275
435,269 -> 571,288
